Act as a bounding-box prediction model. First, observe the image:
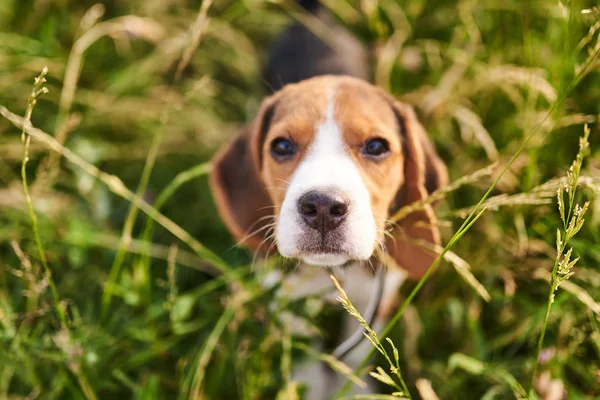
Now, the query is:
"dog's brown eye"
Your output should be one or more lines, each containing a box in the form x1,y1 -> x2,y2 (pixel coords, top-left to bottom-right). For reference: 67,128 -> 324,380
363,138 -> 390,157
270,137 -> 297,160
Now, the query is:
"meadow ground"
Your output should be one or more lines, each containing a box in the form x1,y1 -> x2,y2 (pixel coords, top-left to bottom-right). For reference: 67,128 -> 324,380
0,0 -> 599,399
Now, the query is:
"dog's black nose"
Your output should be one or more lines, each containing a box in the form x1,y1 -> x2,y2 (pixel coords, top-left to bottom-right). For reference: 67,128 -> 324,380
298,190 -> 349,234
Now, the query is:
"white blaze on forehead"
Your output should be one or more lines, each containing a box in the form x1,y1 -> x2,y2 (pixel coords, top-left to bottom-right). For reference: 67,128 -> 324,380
275,89 -> 378,266
307,96 -> 345,158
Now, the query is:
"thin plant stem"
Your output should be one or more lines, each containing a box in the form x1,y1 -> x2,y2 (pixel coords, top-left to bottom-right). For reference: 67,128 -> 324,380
175,0 -> 215,81
138,162 -> 212,268
20,69 -> 65,324
184,288 -> 256,400
189,307 -> 235,399
19,67 -> 98,400
529,126 -> 590,393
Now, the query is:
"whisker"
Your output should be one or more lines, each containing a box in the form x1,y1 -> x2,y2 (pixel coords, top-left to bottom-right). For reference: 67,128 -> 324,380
263,239 -> 278,268
378,241 -> 388,258
251,232 -> 276,272
366,258 -> 376,273
383,229 -> 395,241
243,214 -> 276,233
256,205 -> 278,211
274,177 -> 290,185
235,222 -> 276,248
384,219 -> 400,230
260,76 -> 277,95
228,215 -> 276,251
253,214 -> 277,223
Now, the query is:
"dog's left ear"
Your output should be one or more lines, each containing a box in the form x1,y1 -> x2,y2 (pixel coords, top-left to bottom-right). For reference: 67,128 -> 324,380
384,97 -> 448,279
209,96 -> 279,252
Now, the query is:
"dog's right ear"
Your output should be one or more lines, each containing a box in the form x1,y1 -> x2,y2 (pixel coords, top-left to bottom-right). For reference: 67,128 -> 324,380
209,96 -> 279,252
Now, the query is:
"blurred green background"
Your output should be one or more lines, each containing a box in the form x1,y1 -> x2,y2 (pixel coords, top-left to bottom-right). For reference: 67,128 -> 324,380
0,0 -> 599,399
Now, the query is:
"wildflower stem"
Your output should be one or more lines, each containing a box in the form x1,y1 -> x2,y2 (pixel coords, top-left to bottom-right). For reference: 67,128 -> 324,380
529,126 -> 590,394
20,68 -> 68,330
330,274 -> 412,398
20,68 -> 98,400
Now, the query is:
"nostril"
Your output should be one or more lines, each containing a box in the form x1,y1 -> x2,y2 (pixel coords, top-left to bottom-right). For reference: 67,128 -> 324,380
330,202 -> 348,217
300,202 -> 317,215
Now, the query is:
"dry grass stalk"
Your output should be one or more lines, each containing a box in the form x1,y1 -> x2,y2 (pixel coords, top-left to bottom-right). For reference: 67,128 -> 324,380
447,175 -> 600,218
330,274 -> 411,398
423,241 -> 491,302
415,378 -> 440,400
63,231 -> 219,274
532,269 -> 600,317
389,162 -> 498,223
453,105 -> 499,160
175,0 -> 215,81
42,11 -> 165,189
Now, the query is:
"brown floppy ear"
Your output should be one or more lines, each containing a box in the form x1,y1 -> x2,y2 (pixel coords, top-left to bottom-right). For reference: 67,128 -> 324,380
209,97 -> 278,252
385,99 -> 448,279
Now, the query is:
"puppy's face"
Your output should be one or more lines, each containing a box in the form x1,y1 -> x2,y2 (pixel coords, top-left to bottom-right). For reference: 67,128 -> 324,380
261,80 -> 403,266
210,76 -> 447,277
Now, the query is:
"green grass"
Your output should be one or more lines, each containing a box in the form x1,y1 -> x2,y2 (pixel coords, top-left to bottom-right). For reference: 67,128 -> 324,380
1,0 -> 599,399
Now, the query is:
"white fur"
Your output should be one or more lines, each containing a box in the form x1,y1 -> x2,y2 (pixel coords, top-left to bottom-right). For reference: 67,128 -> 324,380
275,91 -> 377,266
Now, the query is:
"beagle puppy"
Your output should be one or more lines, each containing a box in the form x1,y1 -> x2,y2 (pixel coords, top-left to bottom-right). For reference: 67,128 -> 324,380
210,75 -> 447,281
209,2 -> 448,397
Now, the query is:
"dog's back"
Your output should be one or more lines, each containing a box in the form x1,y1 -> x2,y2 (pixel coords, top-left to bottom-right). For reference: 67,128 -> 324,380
262,0 -> 370,91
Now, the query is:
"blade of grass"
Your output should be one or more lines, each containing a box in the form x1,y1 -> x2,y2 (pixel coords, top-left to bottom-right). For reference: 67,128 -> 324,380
183,287 -> 257,400
101,118 -> 165,319
137,162 -> 212,276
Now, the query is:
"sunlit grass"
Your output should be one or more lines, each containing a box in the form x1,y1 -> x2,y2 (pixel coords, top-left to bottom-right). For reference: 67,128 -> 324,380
0,0 -> 598,399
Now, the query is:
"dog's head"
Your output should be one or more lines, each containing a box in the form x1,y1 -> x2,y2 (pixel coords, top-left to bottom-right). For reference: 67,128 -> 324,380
210,76 -> 447,278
